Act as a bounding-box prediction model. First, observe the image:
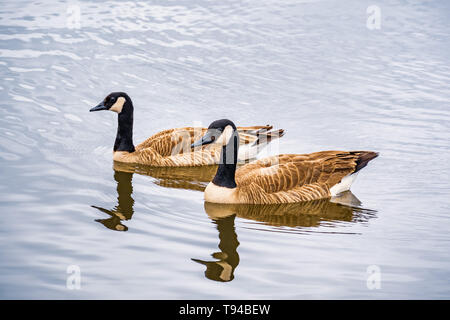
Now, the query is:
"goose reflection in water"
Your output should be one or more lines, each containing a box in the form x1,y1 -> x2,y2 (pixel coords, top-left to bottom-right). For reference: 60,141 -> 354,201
92,162 -> 218,231
193,195 -> 376,282
113,161 -> 217,191
192,214 -> 240,282
92,163 -> 376,282
92,170 -> 135,231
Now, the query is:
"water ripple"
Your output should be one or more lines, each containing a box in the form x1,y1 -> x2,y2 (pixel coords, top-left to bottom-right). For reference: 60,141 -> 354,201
1,0 -> 450,299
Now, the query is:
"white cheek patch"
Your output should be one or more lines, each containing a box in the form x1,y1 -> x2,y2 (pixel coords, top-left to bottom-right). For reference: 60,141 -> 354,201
216,125 -> 234,146
109,96 -> 126,113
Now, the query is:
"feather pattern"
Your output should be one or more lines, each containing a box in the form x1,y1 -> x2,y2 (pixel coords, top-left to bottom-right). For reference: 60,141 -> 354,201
205,151 -> 378,204
114,126 -> 282,166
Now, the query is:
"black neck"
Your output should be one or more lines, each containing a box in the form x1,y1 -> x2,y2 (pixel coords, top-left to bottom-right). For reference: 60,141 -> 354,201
212,131 -> 239,188
114,170 -> 134,218
114,99 -> 135,153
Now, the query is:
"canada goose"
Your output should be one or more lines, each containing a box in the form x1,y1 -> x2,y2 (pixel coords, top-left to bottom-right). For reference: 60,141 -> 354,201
90,92 -> 285,166
191,119 -> 379,204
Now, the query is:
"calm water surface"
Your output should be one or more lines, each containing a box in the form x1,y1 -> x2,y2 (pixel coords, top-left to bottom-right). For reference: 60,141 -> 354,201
1,0 -> 450,299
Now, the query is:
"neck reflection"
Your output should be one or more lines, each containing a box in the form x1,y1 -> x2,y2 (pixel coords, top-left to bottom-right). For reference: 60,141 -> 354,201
192,214 -> 240,282
92,170 -> 134,231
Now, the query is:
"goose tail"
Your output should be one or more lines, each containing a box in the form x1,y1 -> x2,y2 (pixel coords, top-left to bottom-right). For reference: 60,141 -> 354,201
238,128 -> 285,161
330,151 -> 379,196
237,125 -> 273,135
252,129 -> 285,146
353,151 -> 379,173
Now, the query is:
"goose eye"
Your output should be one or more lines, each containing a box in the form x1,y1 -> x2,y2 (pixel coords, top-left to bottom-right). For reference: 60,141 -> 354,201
110,97 -> 116,103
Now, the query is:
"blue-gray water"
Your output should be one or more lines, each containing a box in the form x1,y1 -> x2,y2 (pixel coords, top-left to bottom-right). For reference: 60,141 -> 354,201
1,0 -> 449,299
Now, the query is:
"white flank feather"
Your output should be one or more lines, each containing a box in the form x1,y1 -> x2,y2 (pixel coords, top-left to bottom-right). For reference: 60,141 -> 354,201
330,172 -> 359,196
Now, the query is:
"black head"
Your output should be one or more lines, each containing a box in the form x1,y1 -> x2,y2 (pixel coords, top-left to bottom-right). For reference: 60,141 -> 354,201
208,119 -> 237,131
90,92 -> 132,114
191,119 -> 237,148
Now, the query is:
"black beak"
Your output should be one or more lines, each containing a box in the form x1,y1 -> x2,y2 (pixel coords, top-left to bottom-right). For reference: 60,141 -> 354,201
90,102 -> 108,112
191,130 -> 217,149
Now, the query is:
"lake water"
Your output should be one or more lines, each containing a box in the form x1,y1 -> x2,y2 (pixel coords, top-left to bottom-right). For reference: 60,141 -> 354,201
1,0 -> 449,299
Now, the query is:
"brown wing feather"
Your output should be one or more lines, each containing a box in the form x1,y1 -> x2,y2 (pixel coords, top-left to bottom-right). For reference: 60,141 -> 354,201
136,127 -> 208,156
136,126 -> 266,157
237,125 -> 273,134
119,124 -> 280,166
235,151 -> 377,203
115,146 -> 222,167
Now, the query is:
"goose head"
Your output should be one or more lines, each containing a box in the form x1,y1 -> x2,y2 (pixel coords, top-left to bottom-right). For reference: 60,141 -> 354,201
191,119 -> 237,149
90,92 -> 135,153
90,92 -> 133,115
192,119 -> 239,188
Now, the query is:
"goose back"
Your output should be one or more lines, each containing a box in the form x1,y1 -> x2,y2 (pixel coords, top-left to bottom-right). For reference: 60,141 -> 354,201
114,126 -> 278,166
227,151 -> 378,204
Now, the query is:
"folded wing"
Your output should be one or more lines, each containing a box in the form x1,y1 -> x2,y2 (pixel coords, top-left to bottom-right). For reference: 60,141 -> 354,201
235,151 -> 378,203
135,126 -> 280,158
